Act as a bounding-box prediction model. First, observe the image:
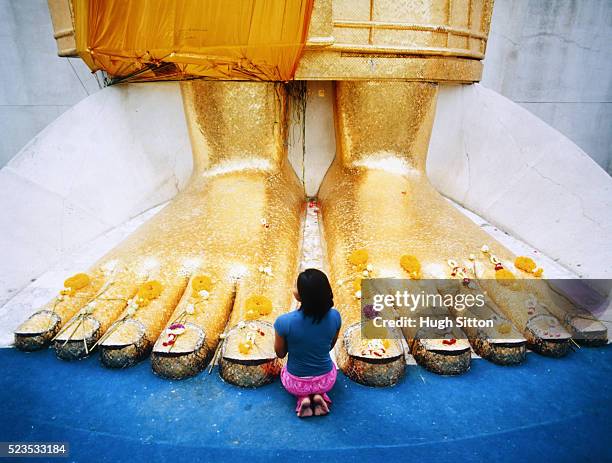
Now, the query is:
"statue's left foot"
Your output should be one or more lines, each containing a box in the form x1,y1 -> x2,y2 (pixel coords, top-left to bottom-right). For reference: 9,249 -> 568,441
14,81 -> 305,387
318,81 -> 606,385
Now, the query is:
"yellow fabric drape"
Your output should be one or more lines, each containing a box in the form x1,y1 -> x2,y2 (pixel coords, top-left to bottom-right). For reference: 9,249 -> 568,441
73,0 -> 313,82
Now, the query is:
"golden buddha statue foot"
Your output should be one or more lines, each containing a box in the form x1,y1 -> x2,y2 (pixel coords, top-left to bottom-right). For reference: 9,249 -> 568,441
474,341 -> 527,365
216,319 -> 283,387
539,280 -> 608,348
318,81 -> 597,385
335,322 -> 406,387
14,272 -> 107,354
412,344 -> 471,376
13,311 -> 61,352
407,325 -> 472,376
396,282 -> 473,375
148,81 -> 303,384
440,281 -> 527,365
462,314 -> 528,366
15,81 -> 304,385
454,311 -> 527,366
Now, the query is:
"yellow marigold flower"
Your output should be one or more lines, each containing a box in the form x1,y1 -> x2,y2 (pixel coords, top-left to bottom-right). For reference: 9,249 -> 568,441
353,278 -> 362,292
514,256 -> 536,273
238,340 -> 254,355
245,308 -> 259,320
135,296 -> 150,308
348,249 -> 368,267
382,339 -> 391,349
533,268 -> 543,278
245,295 -> 273,317
137,280 -> 163,302
495,268 -> 518,289
495,269 -> 515,280
192,275 -> 212,293
400,255 -> 421,279
63,273 -> 91,294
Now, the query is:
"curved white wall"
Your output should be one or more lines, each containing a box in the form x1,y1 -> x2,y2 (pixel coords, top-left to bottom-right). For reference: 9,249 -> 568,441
0,0 -> 102,167
428,83 -> 612,281
0,83 -> 191,306
481,0 -> 612,174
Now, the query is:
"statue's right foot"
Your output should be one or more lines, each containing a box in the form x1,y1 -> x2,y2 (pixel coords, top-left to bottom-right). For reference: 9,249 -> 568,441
14,81 -> 304,387
318,81 -> 605,386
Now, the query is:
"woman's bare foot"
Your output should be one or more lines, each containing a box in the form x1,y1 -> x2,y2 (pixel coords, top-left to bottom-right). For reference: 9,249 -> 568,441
312,394 -> 330,416
297,397 -> 313,418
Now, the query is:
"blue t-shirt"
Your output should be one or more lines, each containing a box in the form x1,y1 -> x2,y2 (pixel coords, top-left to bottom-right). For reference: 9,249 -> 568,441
274,308 -> 341,377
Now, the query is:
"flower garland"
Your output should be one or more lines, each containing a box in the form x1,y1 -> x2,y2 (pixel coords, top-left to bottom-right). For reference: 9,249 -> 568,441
234,211 -> 277,353
191,275 -> 212,298
91,279 -> 165,350
445,256 -> 517,335
360,320 -> 392,356
45,272 -> 93,331
237,292 -> 273,353
241,264 -> 275,321
237,321 -> 266,355
128,280 -> 163,313
161,274 -> 210,348
446,258 -> 476,288
338,249 -> 375,300
480,245 -> 519,289
163,323 -> 186,347
358,274 -> 393,355
54,274 -> 122,352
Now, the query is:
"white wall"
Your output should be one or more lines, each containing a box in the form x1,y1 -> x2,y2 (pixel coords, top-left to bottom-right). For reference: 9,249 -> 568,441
428,83 -> 612,284
0,83 -> 191,307
481,0 -> 612,174
0,0 -> 101,167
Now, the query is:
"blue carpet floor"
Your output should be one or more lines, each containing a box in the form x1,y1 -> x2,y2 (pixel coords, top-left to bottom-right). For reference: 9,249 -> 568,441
0,346 -> 610,462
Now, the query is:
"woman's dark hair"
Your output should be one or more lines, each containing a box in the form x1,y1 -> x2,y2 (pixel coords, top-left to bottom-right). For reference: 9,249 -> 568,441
297,268 -> 334,323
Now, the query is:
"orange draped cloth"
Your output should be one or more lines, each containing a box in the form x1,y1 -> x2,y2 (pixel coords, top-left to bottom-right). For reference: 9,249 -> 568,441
73,0 -> 314,82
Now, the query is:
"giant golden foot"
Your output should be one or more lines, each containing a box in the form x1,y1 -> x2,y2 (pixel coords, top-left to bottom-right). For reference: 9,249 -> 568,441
14,81 -> 304,386
319,81 -> 606,385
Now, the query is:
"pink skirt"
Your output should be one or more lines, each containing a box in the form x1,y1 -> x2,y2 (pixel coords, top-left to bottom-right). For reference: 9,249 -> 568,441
280,365 -> 337,411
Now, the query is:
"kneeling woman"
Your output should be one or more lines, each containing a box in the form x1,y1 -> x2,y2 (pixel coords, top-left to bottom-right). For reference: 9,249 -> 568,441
274,269 -> 341,418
